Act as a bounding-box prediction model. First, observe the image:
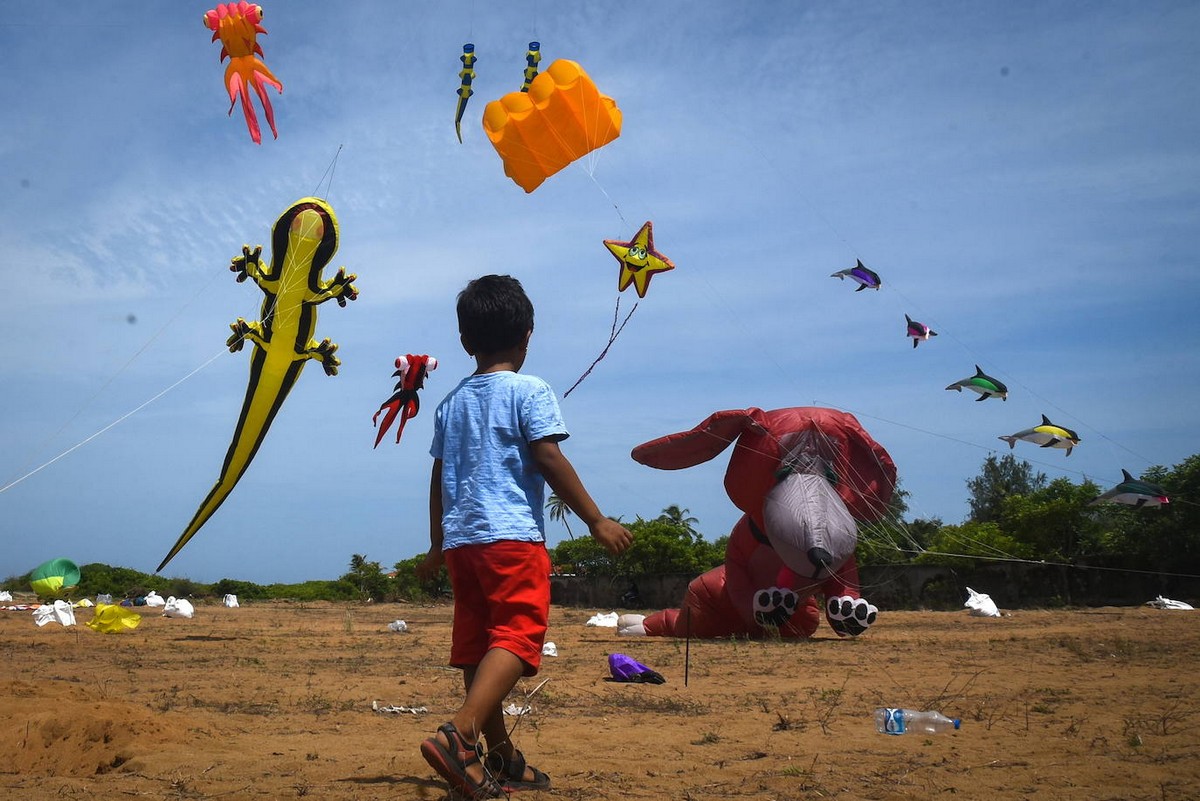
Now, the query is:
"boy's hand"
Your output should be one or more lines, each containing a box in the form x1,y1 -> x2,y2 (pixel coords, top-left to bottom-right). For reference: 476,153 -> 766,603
415,548 -> 444,582
590,518 -> 633,555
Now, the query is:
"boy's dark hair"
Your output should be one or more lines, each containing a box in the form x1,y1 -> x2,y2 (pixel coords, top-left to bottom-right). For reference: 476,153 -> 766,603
457,275 -> 535,354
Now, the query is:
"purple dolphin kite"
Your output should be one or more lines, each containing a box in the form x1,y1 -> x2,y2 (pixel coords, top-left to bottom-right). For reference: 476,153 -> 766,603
831,259 -> 881,291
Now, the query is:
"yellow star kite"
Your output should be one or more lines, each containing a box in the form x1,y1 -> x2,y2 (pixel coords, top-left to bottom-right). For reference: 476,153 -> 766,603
604,221 -> 675,298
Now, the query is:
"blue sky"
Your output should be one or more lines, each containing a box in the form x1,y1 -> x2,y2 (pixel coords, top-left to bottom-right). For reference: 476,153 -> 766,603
2,2 -> 1197,584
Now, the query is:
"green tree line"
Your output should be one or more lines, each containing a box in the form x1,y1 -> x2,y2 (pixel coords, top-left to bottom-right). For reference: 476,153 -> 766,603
7,453 -> 1194,601
859,453 -> 1200,574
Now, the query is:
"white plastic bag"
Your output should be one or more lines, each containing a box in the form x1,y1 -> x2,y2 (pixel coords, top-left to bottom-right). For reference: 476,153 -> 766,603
163,596 -> 195,619
586,611 -> 619,627
96,593 -> 113,604
387,620 -> 408,632
33,600 -> 76,627
541,641 -> 557,657
0,590 -> 12,602
144,591 -> 166,608
1146,595 -> 1194,610
964,587 -> 1001,617
223,594 -> 240,608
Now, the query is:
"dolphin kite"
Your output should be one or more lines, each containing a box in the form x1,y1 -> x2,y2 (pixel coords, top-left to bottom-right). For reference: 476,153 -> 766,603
1089,469 -> 1169,508
945,365 -> 1007,401
905,314 -> 937,348
998,414 -> 1081,456
830,259 -> 881,291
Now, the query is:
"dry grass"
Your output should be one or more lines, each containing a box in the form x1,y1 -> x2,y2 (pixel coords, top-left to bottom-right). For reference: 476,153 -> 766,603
1,602 -> 1199,800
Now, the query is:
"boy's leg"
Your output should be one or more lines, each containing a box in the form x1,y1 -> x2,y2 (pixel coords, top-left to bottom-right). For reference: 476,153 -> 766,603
462,651 -> 548,787
453,647 -> 524,746
424,647 -> 524,789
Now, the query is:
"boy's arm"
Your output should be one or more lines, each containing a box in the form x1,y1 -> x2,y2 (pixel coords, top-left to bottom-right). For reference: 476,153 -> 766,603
416,459 -> 445,580
530,438 -> 632,555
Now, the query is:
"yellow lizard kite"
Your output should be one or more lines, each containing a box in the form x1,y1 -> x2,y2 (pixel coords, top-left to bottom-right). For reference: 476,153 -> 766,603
157,197 -> 357,572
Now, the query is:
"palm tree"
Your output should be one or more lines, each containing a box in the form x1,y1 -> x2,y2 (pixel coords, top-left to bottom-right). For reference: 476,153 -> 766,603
546,493 -> 575,539
659,504 -> 699,536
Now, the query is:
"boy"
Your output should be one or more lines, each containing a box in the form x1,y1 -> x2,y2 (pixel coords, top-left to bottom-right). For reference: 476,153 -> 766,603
417,275 -> 632,797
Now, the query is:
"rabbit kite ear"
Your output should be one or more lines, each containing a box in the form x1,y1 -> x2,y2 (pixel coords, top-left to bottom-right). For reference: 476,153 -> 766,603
631,408 -> 769,470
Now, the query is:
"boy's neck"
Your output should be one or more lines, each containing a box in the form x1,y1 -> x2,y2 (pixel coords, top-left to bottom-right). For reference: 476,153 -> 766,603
472,347 -> 525,375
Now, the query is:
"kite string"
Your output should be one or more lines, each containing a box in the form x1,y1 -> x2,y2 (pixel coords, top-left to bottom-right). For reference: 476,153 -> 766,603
2,264 -> 227,492
562,297 -> 637,399
0,349 -> 229,496
585,170 -> 628,229
312,144 -> 344,201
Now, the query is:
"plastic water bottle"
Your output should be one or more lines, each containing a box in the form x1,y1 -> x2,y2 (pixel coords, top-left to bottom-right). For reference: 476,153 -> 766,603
874,708 -> 961,735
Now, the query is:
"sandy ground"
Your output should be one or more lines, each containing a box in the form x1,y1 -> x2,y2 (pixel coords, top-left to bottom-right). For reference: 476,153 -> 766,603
2,599 -> 1198,801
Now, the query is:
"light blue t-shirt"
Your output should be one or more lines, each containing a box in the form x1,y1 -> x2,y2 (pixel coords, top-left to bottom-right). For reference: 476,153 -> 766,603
430,371 -> 568,550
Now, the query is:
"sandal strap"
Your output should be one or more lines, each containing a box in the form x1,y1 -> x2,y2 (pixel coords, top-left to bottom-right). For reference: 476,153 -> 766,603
438,722 -> 483,765
507,749 -> 528,777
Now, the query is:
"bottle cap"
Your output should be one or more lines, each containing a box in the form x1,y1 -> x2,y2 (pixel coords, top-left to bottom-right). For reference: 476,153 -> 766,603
953,719 -> 961,729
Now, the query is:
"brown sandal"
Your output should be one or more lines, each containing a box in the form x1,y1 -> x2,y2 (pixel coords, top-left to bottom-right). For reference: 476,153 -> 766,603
420,722 -> 502,798
485,749 -> 551,792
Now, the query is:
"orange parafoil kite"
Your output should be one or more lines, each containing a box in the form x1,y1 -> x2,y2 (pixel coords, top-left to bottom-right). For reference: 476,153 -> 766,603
482,59 -> 622,193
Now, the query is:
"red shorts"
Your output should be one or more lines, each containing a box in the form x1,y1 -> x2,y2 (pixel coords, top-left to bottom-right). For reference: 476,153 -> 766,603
445,540 -> 551,676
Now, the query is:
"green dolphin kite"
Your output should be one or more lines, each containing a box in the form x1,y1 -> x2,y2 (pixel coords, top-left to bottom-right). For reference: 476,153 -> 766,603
945,365 -> 1008,401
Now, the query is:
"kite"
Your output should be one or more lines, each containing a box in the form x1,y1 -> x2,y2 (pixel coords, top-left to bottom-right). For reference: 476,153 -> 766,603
605,221 -> 676,298
521,41 -> 541,92
1090,469 -> 1170,508
617,407 -> 895,640
204,2 -> 283,145
372,354 -> 438,448
483,59 -> 622,193
945,365 -> 1008,401
998,414 -> 1081,456
561,223 -> 675,398
831,259 -> 881,291
607,654 -> 666,684
905,314 -> 937,348
30,558 -> 80,599
157,198 -> 357,572
454,43 -> 477,143
87,604 -> 142,634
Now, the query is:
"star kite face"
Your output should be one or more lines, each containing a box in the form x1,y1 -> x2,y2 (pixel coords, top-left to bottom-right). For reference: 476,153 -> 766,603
604,221 -> 675,298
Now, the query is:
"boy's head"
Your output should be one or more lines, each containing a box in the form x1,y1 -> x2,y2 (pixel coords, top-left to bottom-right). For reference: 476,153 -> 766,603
457,274 -> 535,355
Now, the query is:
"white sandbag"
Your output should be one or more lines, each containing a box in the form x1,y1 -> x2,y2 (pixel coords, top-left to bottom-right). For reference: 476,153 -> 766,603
223,594 -> 240,608
617,613 -> 648,636
162,596 -> 195,619
144,591 -> 166,608
585,611 -> 619,627
1146,595 -> 1194,610
0,590 -> 12,602
33,600 -> 76,627
964,587 -> 1001,617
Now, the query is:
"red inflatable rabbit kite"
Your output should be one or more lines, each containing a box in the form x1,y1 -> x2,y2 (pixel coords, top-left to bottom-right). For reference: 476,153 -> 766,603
618,407 -> 896,639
